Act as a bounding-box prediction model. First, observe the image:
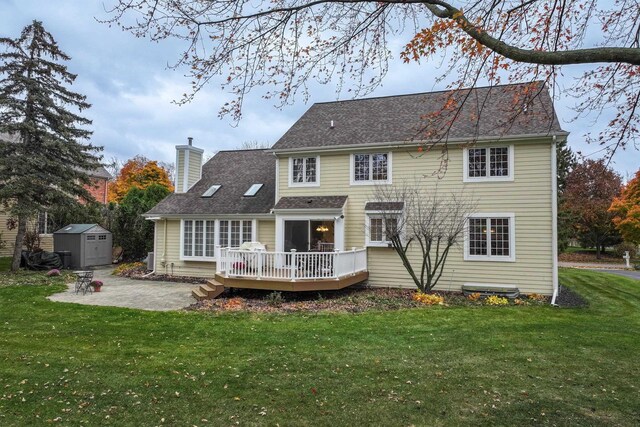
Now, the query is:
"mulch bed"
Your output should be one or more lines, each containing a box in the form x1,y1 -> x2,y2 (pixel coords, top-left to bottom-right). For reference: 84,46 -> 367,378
555,285 -> 589,308
185,286 -> 551,314
558,251 -> 625,264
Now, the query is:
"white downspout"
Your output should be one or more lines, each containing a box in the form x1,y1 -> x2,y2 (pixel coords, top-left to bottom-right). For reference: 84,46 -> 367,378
551,135 -> 559,305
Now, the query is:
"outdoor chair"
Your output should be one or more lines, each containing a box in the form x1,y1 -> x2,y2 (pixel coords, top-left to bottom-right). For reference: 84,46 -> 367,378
74,270 -> 94,295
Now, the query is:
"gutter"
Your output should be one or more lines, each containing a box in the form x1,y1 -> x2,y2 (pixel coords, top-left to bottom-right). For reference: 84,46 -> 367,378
551,135 -> 559,305
268,132 -> 570,155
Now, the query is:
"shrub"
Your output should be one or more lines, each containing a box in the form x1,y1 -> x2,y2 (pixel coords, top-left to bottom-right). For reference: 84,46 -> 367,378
113,262 -> 146,276
514,298 -> 526,306
485,295 -> 509,306
467,292 -> 482,302
266,291 -> 284,306
612,242 -> 638,258
46,269 -> 61,277
527,293 -> 547,302
413,292 -> 444,305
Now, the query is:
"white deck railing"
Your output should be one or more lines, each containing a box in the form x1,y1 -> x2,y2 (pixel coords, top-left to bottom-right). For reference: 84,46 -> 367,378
217,247 -> 367,281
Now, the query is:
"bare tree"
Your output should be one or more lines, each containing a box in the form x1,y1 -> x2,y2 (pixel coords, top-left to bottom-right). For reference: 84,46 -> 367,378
237,140 -> 272,150
103,0 -> 640,158
371,179 -> 476,292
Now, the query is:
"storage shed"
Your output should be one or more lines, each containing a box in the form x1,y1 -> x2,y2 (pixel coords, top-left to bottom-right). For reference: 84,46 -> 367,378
53,224 -> 112,269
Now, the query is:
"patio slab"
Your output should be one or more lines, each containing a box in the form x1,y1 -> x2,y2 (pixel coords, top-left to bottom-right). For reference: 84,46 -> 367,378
48,267 -> 196,311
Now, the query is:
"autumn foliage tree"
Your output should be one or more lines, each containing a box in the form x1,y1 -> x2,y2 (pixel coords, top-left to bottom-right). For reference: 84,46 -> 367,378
609,169 -> 640,245
104,0 -> 640,159
563,159 -> 622,258
108,156 -> 174,203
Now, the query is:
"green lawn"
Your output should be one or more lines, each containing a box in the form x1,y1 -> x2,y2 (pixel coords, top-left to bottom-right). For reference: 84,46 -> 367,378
0,270 -> 639,426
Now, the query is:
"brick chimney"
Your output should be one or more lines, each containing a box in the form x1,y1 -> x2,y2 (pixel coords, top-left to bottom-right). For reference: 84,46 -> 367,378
174,137 -> 203,193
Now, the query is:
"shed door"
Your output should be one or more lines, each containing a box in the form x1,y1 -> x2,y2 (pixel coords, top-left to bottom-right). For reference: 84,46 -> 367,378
85,234 -> 99,266
85,234 -> 111,266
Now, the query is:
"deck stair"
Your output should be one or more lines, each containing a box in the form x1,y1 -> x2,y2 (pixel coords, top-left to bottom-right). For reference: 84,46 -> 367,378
191,280 -> 225,301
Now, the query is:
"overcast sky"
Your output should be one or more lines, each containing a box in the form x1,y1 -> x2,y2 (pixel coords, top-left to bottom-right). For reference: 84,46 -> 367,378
1,0 -> 638,178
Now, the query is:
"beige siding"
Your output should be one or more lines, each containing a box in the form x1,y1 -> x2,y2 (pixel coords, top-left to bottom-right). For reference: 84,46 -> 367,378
0,211 -> 14,256
257,220 -> 275,250
0,212 -> 49,256
40,235 -> 54,252
175,151 -> 185,192
153,219 -> 217,278
187,151 -> 202,189
154,218 -> 276,278
278,141 -> 554,295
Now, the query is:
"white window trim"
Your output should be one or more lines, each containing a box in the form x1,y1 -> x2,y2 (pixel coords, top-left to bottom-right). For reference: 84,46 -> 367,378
288,156 -> 320,187
180,219 -> 217,261
364,211 -> 402,247
463,145 -> 514,183
464,212 -> 516,262
350,152 -> 393,186
216,219 -> 257,249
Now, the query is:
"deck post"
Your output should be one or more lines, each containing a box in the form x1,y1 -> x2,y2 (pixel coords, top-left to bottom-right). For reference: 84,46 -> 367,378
290,249 -> 297,282
215,245 -> 222,274
256,250 -> 263,280
352,247 -> 357,276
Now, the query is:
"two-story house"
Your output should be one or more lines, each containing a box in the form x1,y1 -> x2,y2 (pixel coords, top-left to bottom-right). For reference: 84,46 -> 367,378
145,82 -> 567,302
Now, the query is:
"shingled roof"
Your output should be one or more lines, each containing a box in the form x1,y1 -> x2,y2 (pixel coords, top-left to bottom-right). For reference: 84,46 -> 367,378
146,149 -> 275,216
274,196 -> 348,210
272,82 -> 564,151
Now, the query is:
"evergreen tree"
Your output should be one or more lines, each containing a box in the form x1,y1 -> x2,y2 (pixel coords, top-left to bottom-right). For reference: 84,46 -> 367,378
0,21 -> 101,271
556,139 -> 578,252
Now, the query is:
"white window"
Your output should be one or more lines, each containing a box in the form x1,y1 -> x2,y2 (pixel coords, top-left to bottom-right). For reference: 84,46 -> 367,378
351,152 -> 392,185
182,220 -> 216,260
218,220 -> 253,248
464,213 -> 515,262
289,157 -> 319,186
463,146 -> 514,182
365,215 -> 399,247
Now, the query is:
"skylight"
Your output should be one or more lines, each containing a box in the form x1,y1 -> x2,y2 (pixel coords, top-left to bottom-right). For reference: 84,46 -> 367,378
201,184 -> 221,197
244,183 -> 263,197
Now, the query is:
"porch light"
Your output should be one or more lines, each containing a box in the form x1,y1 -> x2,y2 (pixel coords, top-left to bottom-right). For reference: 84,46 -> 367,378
316,225 -> 329,232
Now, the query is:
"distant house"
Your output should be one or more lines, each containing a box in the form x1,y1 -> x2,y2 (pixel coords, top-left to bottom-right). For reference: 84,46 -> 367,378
145,82 -> 567,299
0,133 -> 112,255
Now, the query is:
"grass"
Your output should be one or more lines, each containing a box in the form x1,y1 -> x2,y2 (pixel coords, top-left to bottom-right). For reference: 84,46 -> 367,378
0,270 -> 639,426
0,256 -> 11,272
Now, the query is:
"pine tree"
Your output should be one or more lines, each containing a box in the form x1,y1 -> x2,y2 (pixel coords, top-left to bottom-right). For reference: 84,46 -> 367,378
0,21 -> 102,271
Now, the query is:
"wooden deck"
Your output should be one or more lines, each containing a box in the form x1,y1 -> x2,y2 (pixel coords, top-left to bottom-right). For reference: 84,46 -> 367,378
213,271 -> 369,292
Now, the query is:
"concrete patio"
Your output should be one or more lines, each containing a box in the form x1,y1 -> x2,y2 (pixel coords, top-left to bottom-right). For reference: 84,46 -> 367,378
48,267 -> 196,311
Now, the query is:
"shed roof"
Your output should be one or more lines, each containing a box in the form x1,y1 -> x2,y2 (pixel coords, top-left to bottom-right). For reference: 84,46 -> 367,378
54,224 -> 109,234
272,81 -> 564,151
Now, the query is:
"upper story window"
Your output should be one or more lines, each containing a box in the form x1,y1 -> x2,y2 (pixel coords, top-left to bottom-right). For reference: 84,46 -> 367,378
463,145 -> 514,182
289,157 -> 319,187
351,152 -> 392,185
464,213 -> 515,262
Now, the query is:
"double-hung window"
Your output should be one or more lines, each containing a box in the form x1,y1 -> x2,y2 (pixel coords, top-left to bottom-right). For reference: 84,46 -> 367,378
465,214 -> 515,262
290,157 -> 319,186
218,220 -> 253,248
366,216 -> 400,247
351,152 -> 391,185
182,220 -> 216,260
464,145 -> 513,182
